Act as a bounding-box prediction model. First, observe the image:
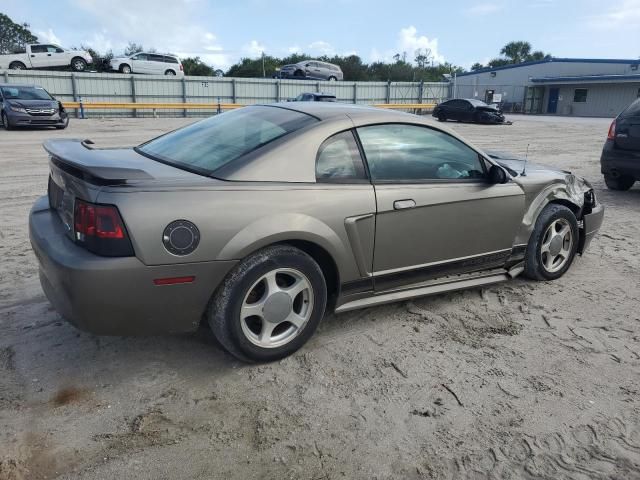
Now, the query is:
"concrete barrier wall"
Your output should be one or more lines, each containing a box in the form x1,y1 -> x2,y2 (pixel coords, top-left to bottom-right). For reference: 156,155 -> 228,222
0,69 -> 450,117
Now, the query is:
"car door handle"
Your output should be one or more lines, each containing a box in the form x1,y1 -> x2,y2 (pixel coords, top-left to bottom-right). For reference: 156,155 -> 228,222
393,199 -> 416,210
31,54 -> 35,57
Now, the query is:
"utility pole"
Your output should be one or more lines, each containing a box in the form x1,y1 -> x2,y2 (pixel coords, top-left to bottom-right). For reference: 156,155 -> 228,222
261,51 -> 266,78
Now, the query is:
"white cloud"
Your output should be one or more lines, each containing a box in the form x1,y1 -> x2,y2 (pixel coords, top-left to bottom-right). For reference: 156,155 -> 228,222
243,40 -> 266,58
369,27 -> 445,65
36,29 -> 62,45
465,3 -> 502,15
287,45 -> 301,54
587,0 -> 640,28
70,0 -> 232,69
308,41 -> 334,56
398,26 -> 445,64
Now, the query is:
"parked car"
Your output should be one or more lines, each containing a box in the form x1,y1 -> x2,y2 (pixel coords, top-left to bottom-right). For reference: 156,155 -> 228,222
600,98 -> 640,190
291,92 -> 337,102
277,60 -> 343,81
0,44 -> 92,72
433,98 -> 505,124
110,53 -> 184,76
30,103 -> 603,362
1,83 -> 68,130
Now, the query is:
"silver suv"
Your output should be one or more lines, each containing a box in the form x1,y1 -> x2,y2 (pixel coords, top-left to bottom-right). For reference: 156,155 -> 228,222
278,60 -> 343,81
110,53 -> 184,76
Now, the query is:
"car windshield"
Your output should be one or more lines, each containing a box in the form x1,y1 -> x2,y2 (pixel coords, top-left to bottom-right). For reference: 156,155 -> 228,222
1,86 -> 53,101
136,106 -> 318,176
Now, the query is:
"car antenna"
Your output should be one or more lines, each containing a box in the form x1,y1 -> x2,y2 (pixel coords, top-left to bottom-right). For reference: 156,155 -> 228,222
521,144 -> 530,176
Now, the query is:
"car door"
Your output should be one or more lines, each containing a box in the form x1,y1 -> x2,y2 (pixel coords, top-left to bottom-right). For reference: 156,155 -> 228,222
44,45 -> 67,67
28,45 -> 50,68
130,53 -> 149,73
147,54 -> 166,74
356,123 -> 525,291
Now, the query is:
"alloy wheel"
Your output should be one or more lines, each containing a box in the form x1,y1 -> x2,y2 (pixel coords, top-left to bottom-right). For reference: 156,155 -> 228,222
540,218 -> 573,273
240,268 -> 314,348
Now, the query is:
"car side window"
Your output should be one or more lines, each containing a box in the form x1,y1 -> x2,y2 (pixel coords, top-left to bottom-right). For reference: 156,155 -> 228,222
31,45 -> 47,53
132,54 -> 147,61
316,131 -> 367,183
356,124 -> 485,182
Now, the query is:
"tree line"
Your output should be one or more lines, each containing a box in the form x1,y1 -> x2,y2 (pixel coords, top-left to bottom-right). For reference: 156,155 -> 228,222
1,12 -> 551,80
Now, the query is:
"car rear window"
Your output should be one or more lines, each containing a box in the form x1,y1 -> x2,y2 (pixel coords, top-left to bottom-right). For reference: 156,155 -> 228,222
136,106 -> 318,176
621,99 -> 640,118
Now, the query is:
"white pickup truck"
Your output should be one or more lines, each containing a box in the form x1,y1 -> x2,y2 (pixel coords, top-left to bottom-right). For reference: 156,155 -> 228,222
0,44 -> 93,72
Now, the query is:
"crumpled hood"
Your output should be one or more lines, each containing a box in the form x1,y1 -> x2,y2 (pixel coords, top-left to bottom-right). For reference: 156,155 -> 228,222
486,150 -> 593,198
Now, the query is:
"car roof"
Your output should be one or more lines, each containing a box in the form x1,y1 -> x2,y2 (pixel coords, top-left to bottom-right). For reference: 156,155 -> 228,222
261,101 -> 415,122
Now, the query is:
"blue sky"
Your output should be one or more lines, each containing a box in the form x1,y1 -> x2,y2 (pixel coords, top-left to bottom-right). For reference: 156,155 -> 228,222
3,0 -> 638,70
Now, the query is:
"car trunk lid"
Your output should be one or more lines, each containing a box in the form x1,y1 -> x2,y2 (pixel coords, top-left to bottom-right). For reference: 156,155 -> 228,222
44,138 -> 209,240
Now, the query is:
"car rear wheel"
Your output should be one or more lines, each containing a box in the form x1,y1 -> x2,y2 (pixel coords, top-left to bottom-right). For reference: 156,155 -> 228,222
328,76 -> 337,81
165,70 -> 176,76
208,245 -> 327,362
120,64 -> 132,74
71,57 -> 87,72
9,61 -> 26,70
524,204 -> 578,281
604,174 -> 635,191
437,112 -> 447,122
1,112 -> 12,130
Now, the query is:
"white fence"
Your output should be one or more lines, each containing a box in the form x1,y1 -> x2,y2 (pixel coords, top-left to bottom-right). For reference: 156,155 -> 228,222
1,69 -> 450,117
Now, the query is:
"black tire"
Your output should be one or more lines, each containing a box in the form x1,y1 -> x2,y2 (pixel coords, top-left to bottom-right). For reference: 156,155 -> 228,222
604,174 -> 635,191
294,70 -> 305,77
71,57 -> 87,72
208,245 -> 327,362
437,111 -> 447,122
328,76 -> 337,81
119,64 -> 132,74
164,69 -> 176,76
1,112 -> 12,130
524,204 -> 579,281
9,61 -> 26,70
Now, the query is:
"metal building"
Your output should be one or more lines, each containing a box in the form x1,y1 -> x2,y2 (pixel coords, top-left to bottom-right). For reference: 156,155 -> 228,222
454,58 -> 640,117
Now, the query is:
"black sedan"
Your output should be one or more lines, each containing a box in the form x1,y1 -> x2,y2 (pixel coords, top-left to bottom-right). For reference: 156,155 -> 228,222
433,98 -> 505,124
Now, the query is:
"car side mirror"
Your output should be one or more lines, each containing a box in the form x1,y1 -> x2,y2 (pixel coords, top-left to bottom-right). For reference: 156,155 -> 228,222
488,165 -> 508,184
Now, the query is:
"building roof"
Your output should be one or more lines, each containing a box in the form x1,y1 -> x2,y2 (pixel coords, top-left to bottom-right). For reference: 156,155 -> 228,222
458,57 -> 640,77
530,74 -> 640,84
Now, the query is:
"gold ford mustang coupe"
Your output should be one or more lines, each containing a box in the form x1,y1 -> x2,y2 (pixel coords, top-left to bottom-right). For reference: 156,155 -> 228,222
30,103 -> 604,361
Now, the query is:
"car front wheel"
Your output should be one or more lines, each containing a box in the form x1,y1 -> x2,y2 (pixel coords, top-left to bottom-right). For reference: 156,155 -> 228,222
71,57 -> 87,72
208,245 -> 327,362
524,204 -> 579,281
1,112 -> 12,130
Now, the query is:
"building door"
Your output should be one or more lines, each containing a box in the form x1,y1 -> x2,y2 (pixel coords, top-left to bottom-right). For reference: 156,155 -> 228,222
547,88 -> 559,114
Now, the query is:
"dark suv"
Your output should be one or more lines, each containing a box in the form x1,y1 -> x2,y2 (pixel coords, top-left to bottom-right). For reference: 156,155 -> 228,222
601,98 -> 640,190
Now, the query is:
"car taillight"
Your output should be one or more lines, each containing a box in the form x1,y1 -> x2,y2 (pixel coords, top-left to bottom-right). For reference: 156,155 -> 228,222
180,64 -> 183,71
74,199 -> 134,257
607,119 -> 616,140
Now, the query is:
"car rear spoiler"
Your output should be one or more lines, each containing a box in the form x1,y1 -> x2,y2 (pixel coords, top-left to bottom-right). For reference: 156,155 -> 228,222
43,138 -> 155,185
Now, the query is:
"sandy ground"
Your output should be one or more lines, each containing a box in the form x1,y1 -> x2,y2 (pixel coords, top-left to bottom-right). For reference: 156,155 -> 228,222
0,114 -> 639,480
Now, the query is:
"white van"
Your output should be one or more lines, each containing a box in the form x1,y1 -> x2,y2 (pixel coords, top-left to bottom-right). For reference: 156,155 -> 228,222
110,53 -> 184,76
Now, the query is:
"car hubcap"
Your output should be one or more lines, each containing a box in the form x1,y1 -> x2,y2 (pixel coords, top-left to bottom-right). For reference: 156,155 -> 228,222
74,61 -> 84,70
540,218 -> 573,273
240,268 -> 313,348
